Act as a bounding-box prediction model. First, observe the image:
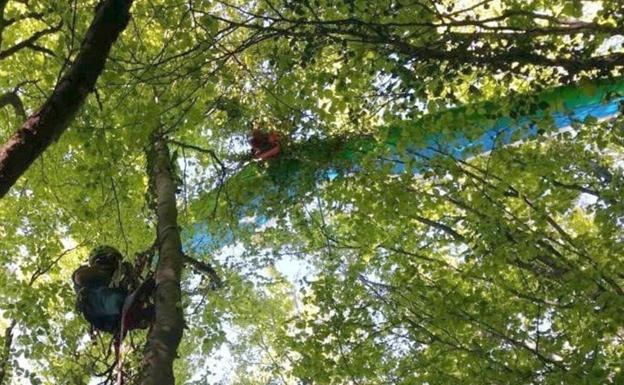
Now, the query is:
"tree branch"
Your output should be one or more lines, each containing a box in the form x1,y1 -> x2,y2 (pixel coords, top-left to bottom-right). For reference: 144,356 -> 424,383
0,91 -> 25,119
0,321 -> 15,385
0,22 -> 62,60
182,253 -> 221,289
0,0 -> 135,198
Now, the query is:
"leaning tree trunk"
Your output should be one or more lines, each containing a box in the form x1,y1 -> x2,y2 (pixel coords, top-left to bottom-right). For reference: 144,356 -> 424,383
142,135 -> 184,385
0,0 -> 134,198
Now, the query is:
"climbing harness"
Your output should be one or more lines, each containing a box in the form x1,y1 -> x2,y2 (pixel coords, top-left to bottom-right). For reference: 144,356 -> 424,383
73,245 -> 156,385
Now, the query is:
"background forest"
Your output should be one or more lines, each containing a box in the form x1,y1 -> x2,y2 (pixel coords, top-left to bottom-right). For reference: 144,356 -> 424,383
0,0 -> 623,384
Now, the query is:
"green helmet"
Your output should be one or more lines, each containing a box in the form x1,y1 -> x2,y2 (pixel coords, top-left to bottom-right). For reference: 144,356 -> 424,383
88,245 -> 123,267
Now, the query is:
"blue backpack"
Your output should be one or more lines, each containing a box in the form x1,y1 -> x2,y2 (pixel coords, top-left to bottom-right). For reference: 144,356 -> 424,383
72,246 -> 130,333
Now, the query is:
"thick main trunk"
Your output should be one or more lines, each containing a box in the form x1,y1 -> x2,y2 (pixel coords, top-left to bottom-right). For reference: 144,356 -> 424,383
142,136 -> 184,385
0,0 -> 134,198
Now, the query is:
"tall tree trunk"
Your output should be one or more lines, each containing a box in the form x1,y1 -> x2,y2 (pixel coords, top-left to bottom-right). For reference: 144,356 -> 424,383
0,321 -> 15,385
0,0 -> 135,198
142,135 -> 184,385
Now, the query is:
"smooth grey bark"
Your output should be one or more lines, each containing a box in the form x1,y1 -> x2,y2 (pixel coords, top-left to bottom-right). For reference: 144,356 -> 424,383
141,135 -> 184,385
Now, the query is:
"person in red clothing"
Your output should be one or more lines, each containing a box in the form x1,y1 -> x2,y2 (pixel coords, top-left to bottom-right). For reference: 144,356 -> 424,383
250,130 -> 281,160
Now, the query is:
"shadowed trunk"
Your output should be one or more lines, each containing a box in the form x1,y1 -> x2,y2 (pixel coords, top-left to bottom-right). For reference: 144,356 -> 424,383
0,0 -> 134,198
141,135 -> 184,385
0,321 -> 15,385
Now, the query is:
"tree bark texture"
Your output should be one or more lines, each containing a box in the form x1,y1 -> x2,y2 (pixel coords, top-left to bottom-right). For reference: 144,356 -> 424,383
142,136 -> 184,385
0,0 -> 134,198
0,321 -> 15,385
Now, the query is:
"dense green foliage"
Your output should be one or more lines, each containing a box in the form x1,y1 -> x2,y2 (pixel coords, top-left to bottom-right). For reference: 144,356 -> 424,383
0,0 -> 623,384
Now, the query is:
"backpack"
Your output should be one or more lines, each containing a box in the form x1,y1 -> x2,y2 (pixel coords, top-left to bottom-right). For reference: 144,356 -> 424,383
75,285 -> 127,332
72,246 -> 130,333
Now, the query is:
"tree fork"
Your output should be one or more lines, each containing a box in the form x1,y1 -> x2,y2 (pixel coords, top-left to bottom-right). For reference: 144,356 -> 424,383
0,0 -> 134,198
141,135 -> 184,385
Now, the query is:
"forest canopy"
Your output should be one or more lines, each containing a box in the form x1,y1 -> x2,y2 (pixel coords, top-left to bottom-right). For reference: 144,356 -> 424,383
0,0 -> 623,384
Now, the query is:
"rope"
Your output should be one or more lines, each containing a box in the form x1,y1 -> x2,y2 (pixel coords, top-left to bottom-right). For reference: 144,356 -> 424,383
114,333 -> 123,385
114,275 -> 156,385
113,248 -> 157,384
115,316 -> 126,385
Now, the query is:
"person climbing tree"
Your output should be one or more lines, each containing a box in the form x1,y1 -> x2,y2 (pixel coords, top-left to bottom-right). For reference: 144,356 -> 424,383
72,246 -> 154,334
250,130 -> 281,161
